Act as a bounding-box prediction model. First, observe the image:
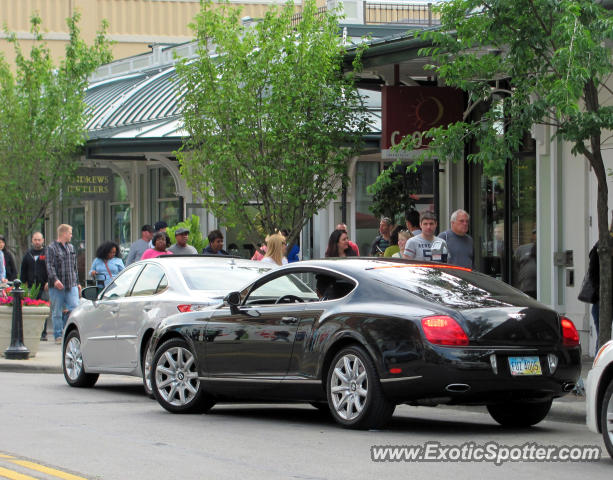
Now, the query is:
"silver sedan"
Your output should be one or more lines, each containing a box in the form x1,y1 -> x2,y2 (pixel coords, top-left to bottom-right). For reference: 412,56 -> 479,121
62,255 -> 272,395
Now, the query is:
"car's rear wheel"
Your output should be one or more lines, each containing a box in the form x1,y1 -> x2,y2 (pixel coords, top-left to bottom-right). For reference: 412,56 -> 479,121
601,379 -> 613,459
327,345 -> 395,429
63,330 -> 99,388
487,399 -> 552,427
151,338 -> 215,414
142,336 -> 154,398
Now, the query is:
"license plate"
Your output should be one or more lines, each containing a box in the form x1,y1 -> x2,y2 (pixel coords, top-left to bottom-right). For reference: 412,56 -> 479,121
508,356 -> 542,376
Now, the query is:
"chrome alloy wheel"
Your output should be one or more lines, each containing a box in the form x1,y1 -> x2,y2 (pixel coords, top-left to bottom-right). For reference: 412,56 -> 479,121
64,336 -> 84,381
144,341 -> 153,393
330,353 -> 368,420
154,346 -> 200,407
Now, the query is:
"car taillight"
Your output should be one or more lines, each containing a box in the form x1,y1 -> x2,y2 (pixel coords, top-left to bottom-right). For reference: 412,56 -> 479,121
560,316 -> 580,346
177,304 -> 192,312
421,315 -> 469,346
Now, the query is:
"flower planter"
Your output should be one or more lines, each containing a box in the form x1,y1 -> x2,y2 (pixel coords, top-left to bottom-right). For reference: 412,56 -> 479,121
0,305 -> 49,358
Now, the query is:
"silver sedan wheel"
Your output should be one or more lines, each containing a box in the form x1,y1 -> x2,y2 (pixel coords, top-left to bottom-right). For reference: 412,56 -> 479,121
64,336 -> 84,381
143,339 -> 153,394
154,346 -> 200,407
330,353 -> 368,420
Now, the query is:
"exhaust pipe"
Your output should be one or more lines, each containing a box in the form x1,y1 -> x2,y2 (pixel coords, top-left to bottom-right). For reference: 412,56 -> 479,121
562,383 -> 575,392
445,383 -> 471,393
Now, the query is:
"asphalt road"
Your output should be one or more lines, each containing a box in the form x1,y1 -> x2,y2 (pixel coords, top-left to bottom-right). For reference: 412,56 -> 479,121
0,372 -> 610,480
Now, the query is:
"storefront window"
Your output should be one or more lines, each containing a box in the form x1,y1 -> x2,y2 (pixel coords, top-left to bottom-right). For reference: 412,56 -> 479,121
110,175 -> 131,257
67,206 -> 86,285
157,169 -> 180,226
355,162 -> 380,255
476,165 -> 506,280
511,154 -> 537,297
356,160 -> 436,256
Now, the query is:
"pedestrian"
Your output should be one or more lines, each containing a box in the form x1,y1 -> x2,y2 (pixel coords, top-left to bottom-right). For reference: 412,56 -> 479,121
281,229 -> 300,263
251,239 -> 267,261
261,233 -> 288,266
126,225 -> 154,265
141,232 -> 173,259
405,209 -> 421,237
148,221 -> 168,248
579,241 -> 604,350
168,227 -> 197,254
392,230 -> 411,258
384,225 -> 404,257
403,211 -> 448,262
369,217 -> 393,256
336,223 -> 359,256
325,229 -> 357,258
90,241 -> 125,288
20,231 -> 49,340
514,229 -> 537,298
0,235 -> 17,281
0,248 -> 5,283
46,224 -> 81,344
203,229 -> 229,255
438,209 -> 474,268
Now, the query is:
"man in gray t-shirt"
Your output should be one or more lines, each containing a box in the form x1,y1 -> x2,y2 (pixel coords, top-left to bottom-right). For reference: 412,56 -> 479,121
403,211 -> 447,261
168,228 -> 197,255
126,224 -> 154,265
438,209 -> 474,269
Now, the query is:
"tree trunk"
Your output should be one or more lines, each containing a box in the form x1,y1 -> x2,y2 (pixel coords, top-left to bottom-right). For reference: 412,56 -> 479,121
584,79 -> 612,350
593,156 -> 612,349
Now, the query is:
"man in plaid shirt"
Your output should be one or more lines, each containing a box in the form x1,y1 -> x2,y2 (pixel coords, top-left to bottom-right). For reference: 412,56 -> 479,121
46,224 -> 81,343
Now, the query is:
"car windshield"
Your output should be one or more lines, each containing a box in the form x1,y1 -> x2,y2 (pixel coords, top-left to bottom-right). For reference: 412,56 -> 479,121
182,265 -> 271,291
369,265 -> 524,309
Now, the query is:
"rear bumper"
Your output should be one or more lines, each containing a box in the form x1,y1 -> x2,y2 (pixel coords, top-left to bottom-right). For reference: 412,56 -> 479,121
380,345 -> 581,404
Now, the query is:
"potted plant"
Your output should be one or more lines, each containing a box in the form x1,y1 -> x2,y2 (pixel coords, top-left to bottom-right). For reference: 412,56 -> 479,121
0,284 -> 50,357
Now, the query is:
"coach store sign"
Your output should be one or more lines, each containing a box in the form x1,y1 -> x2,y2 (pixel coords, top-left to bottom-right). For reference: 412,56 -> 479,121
67,168 -> 113,201
381,86 -> 464,159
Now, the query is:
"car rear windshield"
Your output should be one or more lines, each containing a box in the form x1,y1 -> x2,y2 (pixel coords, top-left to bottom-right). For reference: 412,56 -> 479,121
182,265 -> 271,291
370,265 -> 526,308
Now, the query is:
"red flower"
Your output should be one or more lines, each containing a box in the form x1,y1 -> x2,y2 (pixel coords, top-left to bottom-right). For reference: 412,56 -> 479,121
0,295 -> 50,307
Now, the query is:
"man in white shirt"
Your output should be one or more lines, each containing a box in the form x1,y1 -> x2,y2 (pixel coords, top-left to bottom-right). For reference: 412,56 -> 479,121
403,211 -> 447,262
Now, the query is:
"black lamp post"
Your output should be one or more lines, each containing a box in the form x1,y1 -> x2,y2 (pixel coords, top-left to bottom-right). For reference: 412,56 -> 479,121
4,279 -> 30,360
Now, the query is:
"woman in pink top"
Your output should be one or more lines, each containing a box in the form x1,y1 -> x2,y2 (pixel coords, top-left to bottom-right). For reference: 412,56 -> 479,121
141,232 -> 173,259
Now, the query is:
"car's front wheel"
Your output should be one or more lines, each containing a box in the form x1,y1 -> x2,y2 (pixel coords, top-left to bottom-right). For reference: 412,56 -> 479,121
63,330 -> 99,388
151,338 -> 215,413
327,345 -> 395,429
601,379 -> 613,458
487,399 -> 552,427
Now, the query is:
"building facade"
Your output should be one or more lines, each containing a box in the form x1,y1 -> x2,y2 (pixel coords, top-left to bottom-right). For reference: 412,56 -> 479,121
10,0 -> 608,355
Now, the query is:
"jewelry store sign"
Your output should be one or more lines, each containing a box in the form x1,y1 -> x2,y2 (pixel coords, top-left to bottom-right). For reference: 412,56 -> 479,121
67,168 -> 113,201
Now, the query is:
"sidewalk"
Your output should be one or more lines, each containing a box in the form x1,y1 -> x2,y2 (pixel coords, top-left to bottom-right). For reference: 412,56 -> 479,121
0,339 -> 62,374
0,340 -> 592,423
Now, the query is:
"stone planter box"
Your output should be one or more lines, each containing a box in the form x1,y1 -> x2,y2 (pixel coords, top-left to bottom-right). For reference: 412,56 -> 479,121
0,305 -> 49,358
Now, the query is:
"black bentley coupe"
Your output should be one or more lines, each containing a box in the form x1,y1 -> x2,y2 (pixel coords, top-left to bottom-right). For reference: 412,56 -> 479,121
149,258 -> 581,429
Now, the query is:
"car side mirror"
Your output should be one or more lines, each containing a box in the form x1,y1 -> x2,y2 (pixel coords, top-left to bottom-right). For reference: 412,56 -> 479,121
82,286 -> 99,301
224,291 -> 241,314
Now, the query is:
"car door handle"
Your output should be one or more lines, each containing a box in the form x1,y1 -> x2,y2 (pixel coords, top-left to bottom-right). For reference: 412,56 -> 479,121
281,317 -> 299,325
143,304 -> 154,312
110,309 -> 119,315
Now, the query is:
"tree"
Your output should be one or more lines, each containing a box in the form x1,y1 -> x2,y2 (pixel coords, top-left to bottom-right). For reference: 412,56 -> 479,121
0,12 -> 112,254
396,0 -> 613,346
176,0 -> 370,247
367,162 -> 419,222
